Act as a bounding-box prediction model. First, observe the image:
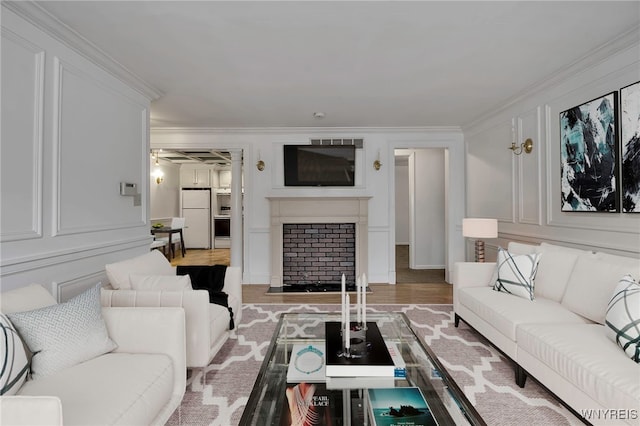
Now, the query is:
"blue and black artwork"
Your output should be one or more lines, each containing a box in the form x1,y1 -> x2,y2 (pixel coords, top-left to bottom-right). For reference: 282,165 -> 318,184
560,92 -> 618,212
621,81 -> 640,213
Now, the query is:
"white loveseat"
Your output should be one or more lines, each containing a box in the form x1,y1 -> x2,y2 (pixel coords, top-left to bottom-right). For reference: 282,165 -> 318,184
0,284 -> 186,426
453,242 -> 640,426
101,250 -> 242,369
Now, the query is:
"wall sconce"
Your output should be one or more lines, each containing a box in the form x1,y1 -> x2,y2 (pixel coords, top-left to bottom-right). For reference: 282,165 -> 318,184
508,121 -> 533,155
373,150 -> 382,171
462,218 -> 498,262
151,149 -> 164,184
509,138 -> 534,155
256,150 -> 265,171
152,168 -> 164,184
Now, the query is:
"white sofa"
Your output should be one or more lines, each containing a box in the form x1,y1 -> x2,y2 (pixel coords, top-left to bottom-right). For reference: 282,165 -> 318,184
0,284 -> 186,426
102,250 -> 242,369
453,242 -> 640,425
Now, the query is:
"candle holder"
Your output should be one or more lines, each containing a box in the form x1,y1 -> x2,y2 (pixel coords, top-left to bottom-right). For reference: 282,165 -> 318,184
339,323 -> 366,359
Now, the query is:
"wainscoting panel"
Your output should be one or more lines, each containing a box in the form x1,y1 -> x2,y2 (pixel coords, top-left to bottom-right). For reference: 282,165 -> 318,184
545,62 -> 640,236
0,28 -> 44,242
466,120 -> 515,223
0,238 -> 150,295
53,57 -> 148,236
517,107 -> 542,225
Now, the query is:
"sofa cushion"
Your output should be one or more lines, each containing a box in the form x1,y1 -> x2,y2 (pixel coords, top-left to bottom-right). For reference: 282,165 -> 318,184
0,314 -> 29,395
129,274 -> 192,291
517,323 -> 640,413
562,252 -> 640,324
606,275 -> 640,362
0,284 -> 57,314
458,287 -> 591,341
105,250 -> 174,290
7,285 -> 116,379
17,352 -> 173,426
493,248 -> 540,300
534,243 -> 584,302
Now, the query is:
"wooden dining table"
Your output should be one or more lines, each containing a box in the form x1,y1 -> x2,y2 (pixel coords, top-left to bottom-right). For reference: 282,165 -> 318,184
150,227 -> 186,258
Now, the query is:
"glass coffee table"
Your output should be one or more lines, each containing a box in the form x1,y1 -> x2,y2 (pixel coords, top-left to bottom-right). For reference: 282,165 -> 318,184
239,311 -> 485,425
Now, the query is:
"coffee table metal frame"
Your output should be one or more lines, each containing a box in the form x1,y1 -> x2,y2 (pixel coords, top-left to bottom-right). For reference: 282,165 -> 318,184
239,311 -> 485,426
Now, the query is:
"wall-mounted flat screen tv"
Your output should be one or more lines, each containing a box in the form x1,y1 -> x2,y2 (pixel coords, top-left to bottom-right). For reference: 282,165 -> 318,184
284,145 -> 355,186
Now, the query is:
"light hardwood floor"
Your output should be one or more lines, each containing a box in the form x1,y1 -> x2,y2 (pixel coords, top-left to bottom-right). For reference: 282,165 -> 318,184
168,248 -> 453,304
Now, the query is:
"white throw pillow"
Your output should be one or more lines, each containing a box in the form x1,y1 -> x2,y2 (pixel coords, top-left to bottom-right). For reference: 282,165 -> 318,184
562,253 -> 639,324
534,243 -> 584,302
606,275 -> 640,363
129,274 -> 192,291
105,250 -> 174,289
493,248 -> 541,301
0,314 -> 29,395
7,284 -> 117,379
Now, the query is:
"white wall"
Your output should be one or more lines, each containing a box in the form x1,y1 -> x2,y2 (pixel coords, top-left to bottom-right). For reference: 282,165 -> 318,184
464,33 -> 640,260
150,159 -> 180,220
408,149 -> 446,269
151,128 -> 466,284
394,158 -> 410,244
0,4 -> 156,299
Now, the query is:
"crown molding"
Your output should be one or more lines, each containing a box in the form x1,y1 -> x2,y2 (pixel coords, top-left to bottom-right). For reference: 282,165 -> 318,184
3,1 -> 163,101
150,126 -> 463,135
464,24 -> 640,130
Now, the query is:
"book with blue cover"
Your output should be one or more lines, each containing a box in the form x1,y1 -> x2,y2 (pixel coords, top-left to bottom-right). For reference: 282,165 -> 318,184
367,387 -> 438,426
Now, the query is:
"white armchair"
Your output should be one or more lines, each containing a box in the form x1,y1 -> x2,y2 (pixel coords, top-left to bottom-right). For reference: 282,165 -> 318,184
103,250 -> 242,368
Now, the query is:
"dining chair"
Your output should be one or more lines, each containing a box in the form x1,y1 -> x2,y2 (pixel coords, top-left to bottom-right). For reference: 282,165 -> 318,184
155,217 -> 186,258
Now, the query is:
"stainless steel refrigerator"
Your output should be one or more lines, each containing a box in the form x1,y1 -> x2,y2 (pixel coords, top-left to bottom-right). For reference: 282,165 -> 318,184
181,188 -> 211,249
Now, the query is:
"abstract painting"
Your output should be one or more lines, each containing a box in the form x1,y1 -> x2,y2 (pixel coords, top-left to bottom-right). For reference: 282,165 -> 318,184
621,81 -> 640,213
560,92 -> 618,212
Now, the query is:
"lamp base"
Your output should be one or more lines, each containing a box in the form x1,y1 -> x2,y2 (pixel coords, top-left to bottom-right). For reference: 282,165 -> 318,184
474,240 -> 486,263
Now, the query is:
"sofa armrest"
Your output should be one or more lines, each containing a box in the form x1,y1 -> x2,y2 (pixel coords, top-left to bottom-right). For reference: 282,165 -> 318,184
452,262 -> 496,312
1,396 -> 63,425
453,262 -> 496,288
101,307 -> 186,401
101,289 -> 211,368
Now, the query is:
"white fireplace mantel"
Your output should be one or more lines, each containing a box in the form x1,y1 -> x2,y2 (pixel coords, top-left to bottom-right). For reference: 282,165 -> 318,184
268,196 -> 371,287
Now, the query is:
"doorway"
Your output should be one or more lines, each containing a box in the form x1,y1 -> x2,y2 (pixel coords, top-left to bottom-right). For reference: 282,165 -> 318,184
394,149 -> 447,284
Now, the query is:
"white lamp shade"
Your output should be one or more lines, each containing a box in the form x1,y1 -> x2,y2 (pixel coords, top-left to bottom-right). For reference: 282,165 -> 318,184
462,218 -> 498,238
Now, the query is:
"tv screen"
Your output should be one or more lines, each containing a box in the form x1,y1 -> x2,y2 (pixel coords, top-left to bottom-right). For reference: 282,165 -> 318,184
284,145 -> 355,186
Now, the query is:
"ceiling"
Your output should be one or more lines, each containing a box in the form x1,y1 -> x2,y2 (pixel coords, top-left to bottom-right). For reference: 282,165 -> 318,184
34,1 -> 640,129
153,149 -> 231,165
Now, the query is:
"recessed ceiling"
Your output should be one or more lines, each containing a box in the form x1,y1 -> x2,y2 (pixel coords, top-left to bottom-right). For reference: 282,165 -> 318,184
34,1 -> 640,129
154,150 -> 231,165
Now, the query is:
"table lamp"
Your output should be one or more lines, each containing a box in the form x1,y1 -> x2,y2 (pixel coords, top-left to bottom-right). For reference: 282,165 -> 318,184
462,218 -> 498,262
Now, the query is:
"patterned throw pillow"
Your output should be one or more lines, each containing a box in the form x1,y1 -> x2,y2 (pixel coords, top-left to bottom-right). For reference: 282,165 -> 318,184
0,314 -> 29,395
605,275 -> 640,363
493,247 -> 541,301
7,284 -> 117,379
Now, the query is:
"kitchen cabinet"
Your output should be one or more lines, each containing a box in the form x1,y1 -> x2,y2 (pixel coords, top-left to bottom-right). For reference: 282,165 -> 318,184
218,170 -> 231,188
180,168 -> 210,187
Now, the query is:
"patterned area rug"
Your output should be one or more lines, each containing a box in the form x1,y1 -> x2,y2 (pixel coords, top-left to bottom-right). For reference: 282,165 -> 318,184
166,304 -> 581,425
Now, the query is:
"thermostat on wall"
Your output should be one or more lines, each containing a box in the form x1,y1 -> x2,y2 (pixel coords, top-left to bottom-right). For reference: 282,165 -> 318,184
120,182 -> 137,196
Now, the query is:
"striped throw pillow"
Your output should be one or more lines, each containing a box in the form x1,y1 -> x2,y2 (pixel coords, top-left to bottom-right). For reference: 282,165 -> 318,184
493,247 -> 541,301
606,275 -> 640,363
0,314 -> 29,395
